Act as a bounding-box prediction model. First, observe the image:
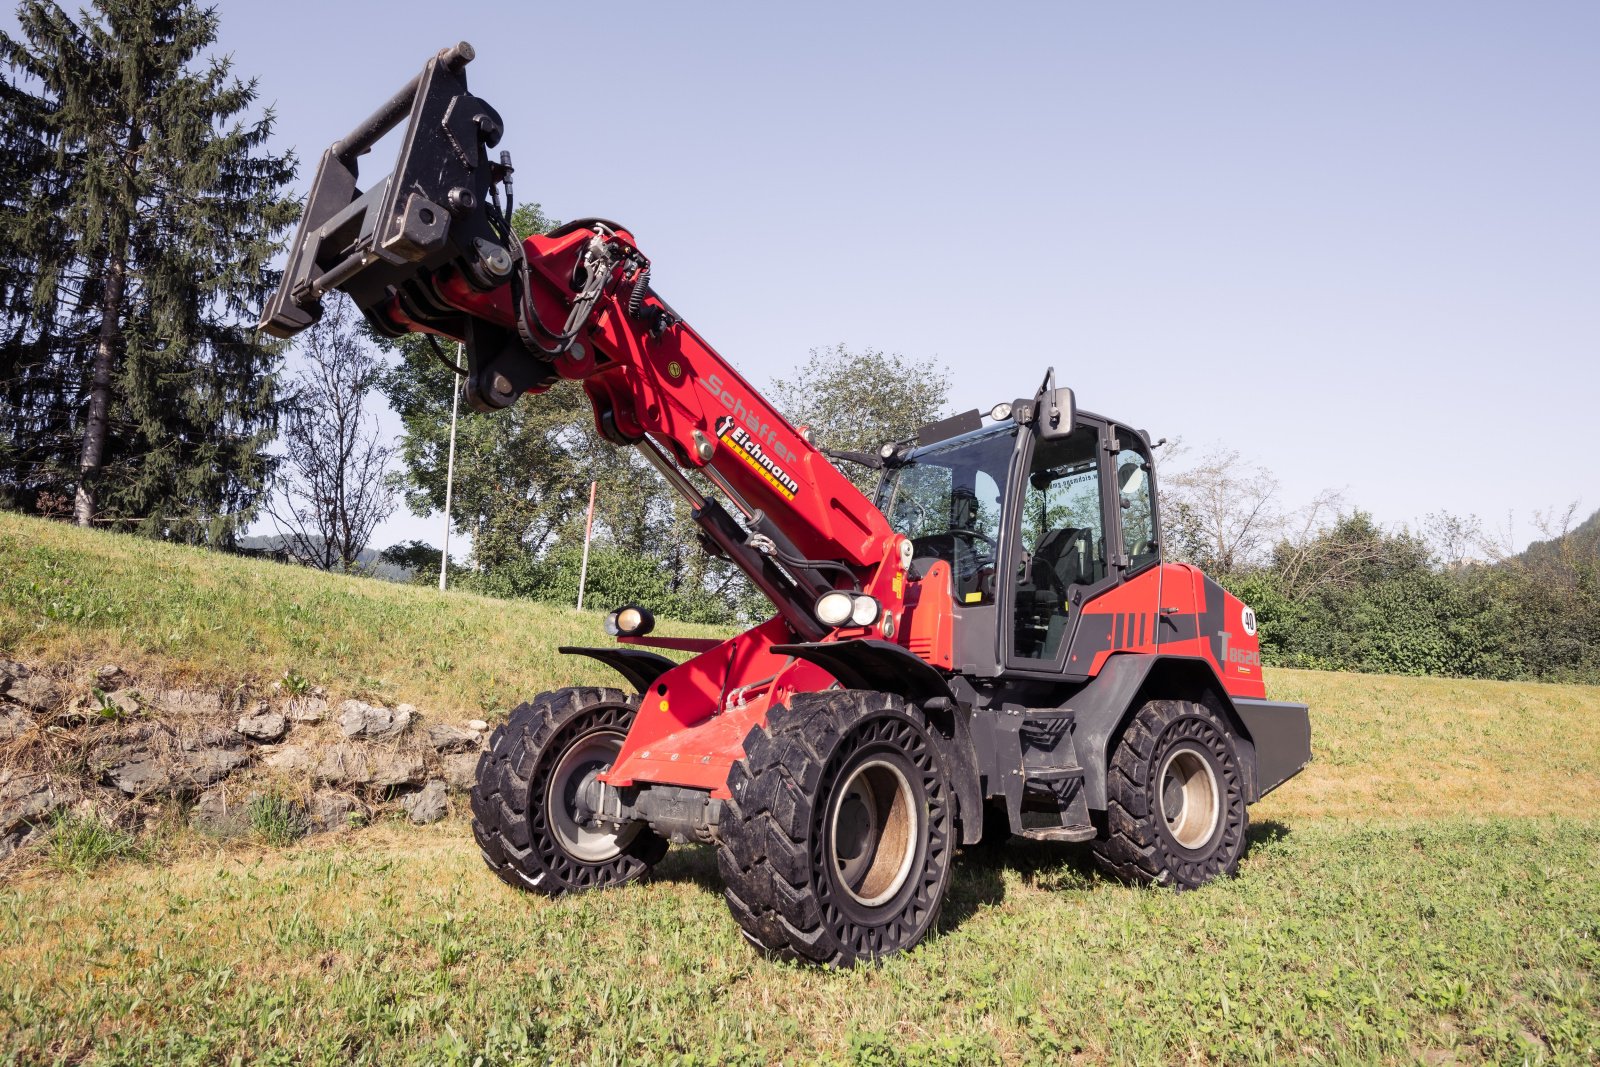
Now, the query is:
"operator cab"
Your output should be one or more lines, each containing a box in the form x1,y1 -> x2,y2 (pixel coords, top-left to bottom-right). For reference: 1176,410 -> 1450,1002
875,401 -> 1161,678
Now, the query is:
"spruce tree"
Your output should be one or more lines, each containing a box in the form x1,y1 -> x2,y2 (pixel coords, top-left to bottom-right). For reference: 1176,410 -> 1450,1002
0,0 -> 296,544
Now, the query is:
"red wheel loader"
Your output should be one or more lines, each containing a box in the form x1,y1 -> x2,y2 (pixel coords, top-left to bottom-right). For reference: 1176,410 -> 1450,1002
261,44 -> 1311,965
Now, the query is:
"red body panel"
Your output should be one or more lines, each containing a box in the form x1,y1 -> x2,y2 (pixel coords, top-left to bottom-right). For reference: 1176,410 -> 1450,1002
1076,563 -> 1264,700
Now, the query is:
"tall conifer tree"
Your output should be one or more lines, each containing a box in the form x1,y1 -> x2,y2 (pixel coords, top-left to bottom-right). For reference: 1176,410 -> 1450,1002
0,0 -> 296,544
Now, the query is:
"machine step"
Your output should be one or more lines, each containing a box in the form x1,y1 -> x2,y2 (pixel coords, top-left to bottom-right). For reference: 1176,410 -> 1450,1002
1015,824 -> 1098,844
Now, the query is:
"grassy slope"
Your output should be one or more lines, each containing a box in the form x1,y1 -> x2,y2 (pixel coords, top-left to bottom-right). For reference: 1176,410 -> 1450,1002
0,511 -> 725,715
2,513 -> 1598,1065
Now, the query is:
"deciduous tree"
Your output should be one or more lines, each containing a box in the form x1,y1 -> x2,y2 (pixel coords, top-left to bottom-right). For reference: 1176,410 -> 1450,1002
267,296 -> 396,571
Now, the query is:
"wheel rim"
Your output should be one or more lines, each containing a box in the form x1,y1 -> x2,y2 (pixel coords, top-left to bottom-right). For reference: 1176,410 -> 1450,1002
546,727 -> 638,862
1158,746 -> 1220,850
827,757 -> 919,908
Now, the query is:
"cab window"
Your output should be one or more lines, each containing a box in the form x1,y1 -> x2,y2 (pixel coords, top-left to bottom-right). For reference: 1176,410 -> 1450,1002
878,428 -> 1013,604
1115,435 -> 1159,573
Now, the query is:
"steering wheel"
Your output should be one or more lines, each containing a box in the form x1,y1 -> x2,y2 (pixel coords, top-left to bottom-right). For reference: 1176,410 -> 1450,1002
946,527 -> 997,555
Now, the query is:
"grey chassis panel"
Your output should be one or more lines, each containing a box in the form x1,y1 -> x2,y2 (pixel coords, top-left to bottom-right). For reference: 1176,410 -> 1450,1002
1232,698 -> 1311,797
556,646 -> 678,693
1061,654 -> 1259,810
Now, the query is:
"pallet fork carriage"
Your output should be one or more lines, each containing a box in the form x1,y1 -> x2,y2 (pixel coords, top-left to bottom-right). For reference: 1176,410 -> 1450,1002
262,44 -> 1311,965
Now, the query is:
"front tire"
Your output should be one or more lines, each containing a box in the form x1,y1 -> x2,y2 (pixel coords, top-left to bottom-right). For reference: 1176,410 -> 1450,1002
717,691 -> 955,966
1091,699 -> 1247,889
470,687 -> 667,895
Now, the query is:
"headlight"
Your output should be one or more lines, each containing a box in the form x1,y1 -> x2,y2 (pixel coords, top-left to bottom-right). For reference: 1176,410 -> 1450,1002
849,595 -> 880,627
815,591 -> 854,628
605,605 -> 655,637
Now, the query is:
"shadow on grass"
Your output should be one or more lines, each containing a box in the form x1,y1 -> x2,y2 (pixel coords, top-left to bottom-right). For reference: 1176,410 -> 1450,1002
641,820 -> 1297,941
649,843 -> 724,895
944,815 -> 1296,921
1247,818 -> 1292,847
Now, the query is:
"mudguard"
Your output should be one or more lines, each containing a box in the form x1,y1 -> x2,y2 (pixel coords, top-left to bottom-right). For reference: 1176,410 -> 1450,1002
557,646 -> 678,693
1065,654 -> 1308,810
769,640 -> 956,706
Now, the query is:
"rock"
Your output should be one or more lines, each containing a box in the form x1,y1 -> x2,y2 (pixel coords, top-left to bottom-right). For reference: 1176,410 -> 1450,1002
103,688 -> 141,716
186,748 -> 250,787
371,750 -> 425,787
106,756 -> 172,795
1,769 -> 64,847
402,780 -> 449,825
467,719 -> 489,733
5,673 -> 60,712
442,752 -> 479,792
284,695 -> 327,723
307,791 -> 368,834
315,743 -> 372,786
96,723 -> 249,796
260,744 -> 313,773
337,700 -> 411,741
1,768 -> 70,859
426,722 -> 482,753
0,707 -> 36,740
95,664 -> 123,684
149,687 -> 224,718
237,707 -> 288,743
190,784 -> 253,837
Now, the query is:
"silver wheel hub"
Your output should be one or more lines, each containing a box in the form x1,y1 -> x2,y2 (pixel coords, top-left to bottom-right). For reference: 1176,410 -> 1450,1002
1159,747 -> 1220,850
828,758 -> 919,907
547,729 -> 639,862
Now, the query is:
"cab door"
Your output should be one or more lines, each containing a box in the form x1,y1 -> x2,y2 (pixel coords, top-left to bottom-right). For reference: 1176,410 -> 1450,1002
1000,413 -> 1120,676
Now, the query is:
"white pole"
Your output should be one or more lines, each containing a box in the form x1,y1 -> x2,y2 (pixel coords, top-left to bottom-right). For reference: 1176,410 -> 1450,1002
438,345 -> 463,592
576,480 -> 597,610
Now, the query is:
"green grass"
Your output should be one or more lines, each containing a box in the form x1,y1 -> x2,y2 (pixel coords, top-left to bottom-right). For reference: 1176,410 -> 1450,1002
1,513 -> 1598,1064
1,820 -> 1594,1064
246,793 -> 309,848
41,812 -> 150,874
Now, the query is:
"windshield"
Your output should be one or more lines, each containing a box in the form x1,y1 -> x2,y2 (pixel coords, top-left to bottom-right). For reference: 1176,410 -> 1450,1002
875,426 -> 1016,603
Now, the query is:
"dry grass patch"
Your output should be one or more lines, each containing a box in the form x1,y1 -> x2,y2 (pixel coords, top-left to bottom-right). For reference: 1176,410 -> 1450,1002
1257,668 -> 1600,822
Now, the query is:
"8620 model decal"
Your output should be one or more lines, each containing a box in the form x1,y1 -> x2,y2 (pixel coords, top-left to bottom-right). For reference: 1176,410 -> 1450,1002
716,415 -> 800,501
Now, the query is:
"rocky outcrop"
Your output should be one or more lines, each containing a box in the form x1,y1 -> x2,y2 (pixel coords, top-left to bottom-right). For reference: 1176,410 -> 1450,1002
0,656 -> 493,862
90,723 -> 251,796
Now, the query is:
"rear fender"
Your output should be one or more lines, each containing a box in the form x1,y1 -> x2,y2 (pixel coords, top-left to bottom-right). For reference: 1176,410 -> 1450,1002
1070,654 -> 1261,809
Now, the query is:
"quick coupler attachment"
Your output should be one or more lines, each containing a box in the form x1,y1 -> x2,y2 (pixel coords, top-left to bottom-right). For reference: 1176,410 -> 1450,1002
259,42 -> 513,340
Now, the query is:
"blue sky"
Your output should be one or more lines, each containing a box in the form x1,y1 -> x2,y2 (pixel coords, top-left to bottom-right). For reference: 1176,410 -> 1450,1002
14,2 -> 1598,554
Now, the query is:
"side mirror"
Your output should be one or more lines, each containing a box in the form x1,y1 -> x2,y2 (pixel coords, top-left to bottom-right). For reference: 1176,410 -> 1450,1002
1037,386 -> 1076,440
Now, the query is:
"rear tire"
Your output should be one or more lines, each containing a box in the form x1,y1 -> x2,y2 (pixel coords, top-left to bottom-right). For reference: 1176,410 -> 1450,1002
1090,699 -> 1246,889
717,691 -> 955,965
470,687 -> 667,895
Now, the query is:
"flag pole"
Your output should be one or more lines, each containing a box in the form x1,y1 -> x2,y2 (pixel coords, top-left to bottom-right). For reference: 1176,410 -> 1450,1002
576,480 -> 597,610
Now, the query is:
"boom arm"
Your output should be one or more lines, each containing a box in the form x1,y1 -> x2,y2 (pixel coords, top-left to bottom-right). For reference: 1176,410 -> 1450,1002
260,43 -> 908,640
